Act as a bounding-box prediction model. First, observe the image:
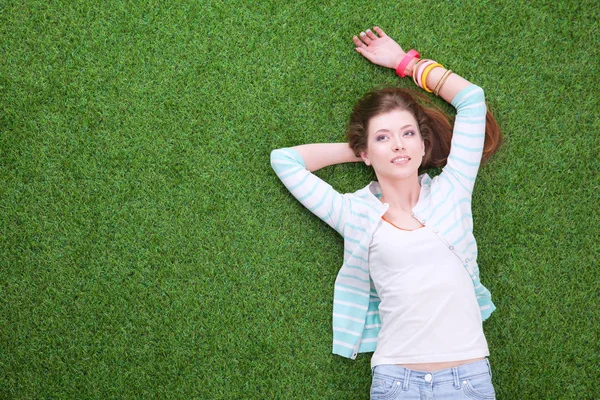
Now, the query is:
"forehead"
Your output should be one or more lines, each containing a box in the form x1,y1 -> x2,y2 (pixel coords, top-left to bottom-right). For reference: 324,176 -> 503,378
368,109 -> 418,135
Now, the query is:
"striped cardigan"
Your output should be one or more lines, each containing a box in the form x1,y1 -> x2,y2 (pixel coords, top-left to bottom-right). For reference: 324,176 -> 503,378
270,85 -> 495,360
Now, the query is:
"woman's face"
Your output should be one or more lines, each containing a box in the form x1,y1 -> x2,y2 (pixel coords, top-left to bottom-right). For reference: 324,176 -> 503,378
360,109 -> 425,181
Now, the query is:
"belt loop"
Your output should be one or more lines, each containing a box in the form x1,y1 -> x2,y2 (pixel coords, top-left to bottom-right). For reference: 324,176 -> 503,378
452,366 -> 461,389
403,368 -> 411,391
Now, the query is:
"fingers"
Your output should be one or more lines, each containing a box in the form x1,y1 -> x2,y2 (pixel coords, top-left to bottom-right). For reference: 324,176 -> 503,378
353,27 -> 383,47
352,35 -> 366,48
373,26 -> 387,38
359,31 -> 372,45
365,29 -> 378,41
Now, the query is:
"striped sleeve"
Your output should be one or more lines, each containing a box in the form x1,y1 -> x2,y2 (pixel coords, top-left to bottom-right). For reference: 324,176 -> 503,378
443,85 -> 487,194
270,148 -> 348,235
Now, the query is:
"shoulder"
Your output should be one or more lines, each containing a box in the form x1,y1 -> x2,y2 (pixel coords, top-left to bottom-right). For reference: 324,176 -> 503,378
345,181 -> 387,226
349,181 -> 384,205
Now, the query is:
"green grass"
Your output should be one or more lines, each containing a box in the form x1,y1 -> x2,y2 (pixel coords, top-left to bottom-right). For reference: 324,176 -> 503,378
1,0 -> 599,398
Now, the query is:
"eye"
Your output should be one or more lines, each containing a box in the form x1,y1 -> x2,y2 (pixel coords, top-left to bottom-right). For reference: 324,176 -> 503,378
404,130 -> 416,137
376,134 -> 388,142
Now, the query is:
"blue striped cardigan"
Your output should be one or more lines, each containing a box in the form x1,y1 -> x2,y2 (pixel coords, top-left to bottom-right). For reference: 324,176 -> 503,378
270,85 -> 495,360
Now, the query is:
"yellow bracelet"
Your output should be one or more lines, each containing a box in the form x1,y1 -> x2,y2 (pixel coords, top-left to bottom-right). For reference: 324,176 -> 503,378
421,63 -> 443,92
433,69 -> 453,96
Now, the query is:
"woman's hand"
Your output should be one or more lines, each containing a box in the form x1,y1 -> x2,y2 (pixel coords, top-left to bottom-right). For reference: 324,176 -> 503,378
352,27 -> 406,70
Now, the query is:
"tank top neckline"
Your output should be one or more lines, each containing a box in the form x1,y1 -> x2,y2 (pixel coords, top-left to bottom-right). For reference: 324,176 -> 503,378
381,216 -> 425,232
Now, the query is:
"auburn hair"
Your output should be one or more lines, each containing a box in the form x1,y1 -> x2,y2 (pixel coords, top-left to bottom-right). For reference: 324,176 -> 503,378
346,87 -> 502,169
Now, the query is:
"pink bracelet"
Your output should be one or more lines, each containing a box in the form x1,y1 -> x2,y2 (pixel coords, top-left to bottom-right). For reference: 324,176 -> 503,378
412,59 -> 428,87
395,49 -> 420,78
415,60 -> 436,88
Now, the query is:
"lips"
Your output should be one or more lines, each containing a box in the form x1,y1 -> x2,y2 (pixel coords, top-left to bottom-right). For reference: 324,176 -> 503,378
391,155 -> 411,164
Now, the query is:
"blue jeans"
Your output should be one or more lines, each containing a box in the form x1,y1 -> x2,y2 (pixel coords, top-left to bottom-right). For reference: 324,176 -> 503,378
370,359 -> 495,399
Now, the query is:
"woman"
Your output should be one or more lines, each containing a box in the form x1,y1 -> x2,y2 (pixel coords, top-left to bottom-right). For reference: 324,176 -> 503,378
271,26 -> 501,399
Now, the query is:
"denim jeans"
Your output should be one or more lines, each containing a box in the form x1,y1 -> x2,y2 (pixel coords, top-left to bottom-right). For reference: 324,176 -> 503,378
370,359 -> 495,399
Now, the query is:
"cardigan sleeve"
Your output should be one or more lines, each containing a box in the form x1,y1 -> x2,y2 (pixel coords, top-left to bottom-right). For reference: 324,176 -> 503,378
270,148 -> 348,235
441,85 -> 487,194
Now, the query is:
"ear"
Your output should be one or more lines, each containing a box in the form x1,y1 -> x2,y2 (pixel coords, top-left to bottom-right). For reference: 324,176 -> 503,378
360,151 -> 371,166
421,139 -> 425,156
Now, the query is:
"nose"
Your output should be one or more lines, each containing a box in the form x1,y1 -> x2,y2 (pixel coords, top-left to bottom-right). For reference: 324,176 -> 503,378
392,137 -> 405,151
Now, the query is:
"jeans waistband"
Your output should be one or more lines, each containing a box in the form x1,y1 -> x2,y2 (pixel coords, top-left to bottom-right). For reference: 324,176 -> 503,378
372,359 -> 491,389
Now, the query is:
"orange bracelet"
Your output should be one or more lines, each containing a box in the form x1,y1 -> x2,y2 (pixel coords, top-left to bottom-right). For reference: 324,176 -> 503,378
421,62 -> 443,92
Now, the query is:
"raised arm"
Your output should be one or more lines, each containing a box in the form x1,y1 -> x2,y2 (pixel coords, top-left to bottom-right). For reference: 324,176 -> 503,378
290,28 -> 474,173
353,27 -> 471,104
290,27 -> 470,173
270,147 -> 351,235
291,143 -> 362,172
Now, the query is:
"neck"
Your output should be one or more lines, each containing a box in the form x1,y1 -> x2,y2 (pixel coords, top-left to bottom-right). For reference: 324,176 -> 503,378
378,175 -> 421,212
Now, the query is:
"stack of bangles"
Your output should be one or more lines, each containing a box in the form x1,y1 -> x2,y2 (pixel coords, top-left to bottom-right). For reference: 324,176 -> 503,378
395,49 -> 453,96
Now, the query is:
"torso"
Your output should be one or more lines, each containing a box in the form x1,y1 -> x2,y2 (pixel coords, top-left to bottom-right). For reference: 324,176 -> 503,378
368,219 -> 490,369
397,357 -> 485,372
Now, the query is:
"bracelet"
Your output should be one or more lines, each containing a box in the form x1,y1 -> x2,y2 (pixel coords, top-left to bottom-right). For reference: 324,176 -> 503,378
433,69 -> 453,96
421,62 -> 444,92
413,59 -> 435,88
412,59 -> 428,86
396,49 -> 420,78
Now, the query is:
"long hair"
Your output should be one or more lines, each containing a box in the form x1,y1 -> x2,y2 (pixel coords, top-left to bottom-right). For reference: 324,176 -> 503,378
346,87 -> 502,169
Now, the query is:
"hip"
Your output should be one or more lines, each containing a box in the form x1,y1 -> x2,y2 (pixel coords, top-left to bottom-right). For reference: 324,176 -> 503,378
370,358 -> 495,399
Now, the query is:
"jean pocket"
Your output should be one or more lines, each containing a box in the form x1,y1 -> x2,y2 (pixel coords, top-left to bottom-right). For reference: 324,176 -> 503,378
370,374 -> 403,399
462,373 -> 496,399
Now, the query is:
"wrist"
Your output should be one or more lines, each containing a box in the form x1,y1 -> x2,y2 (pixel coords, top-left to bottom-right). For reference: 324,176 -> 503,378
392,54 -> 404,70
405,58 -> 419,77
395,49 -> 420,78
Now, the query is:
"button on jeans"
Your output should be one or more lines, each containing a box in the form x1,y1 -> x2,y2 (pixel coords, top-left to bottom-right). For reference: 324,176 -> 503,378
370,359 -> 495,399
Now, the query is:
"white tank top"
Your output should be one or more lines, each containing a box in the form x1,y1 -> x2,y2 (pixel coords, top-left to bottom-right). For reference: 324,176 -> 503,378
369,219 -> 489,368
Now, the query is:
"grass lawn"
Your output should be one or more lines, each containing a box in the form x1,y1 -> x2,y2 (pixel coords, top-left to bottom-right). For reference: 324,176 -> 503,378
1,0 -> 598,398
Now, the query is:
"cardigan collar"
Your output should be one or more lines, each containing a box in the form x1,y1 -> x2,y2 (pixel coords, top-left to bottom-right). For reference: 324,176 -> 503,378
360,173 -> 432,215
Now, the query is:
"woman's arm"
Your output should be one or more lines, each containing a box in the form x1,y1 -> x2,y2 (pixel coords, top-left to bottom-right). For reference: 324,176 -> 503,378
270,142 -> 364,233
271,147 -> 352,235
353,27 -> 470,104
291,143 -> 362,172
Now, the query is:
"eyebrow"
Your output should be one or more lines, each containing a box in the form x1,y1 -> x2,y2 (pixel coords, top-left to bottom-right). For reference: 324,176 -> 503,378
373,124 -> 416,135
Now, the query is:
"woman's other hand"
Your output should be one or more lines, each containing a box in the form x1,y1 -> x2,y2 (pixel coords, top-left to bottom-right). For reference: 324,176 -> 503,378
352,27 -> 405,70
